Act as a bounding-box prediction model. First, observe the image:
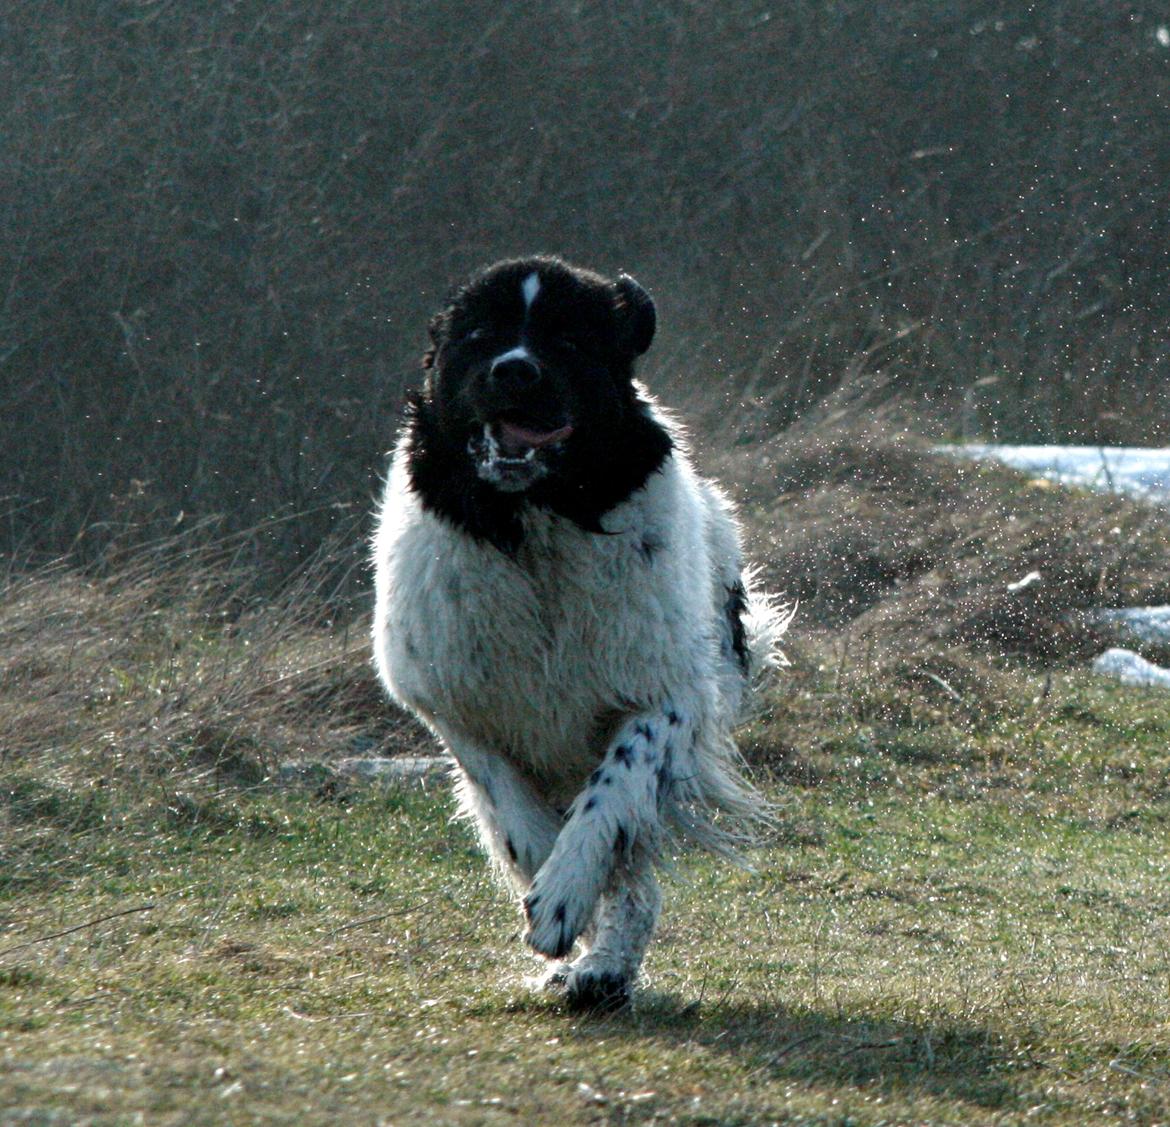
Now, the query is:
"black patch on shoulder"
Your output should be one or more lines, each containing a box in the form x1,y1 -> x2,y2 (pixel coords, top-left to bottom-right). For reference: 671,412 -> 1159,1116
725,579 -> 750,673
536,402 -> 672,537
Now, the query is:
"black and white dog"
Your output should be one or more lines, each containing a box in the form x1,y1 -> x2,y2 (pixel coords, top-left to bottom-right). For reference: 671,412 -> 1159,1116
372,256 -> 785,1010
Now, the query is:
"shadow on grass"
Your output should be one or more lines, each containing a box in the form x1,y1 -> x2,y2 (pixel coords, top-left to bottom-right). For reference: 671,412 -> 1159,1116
509,990 -> 1019,1112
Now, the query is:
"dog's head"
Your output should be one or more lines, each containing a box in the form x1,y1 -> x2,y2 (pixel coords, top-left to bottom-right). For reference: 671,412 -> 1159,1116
420,256 -> 657,493
406,256 -> 672,549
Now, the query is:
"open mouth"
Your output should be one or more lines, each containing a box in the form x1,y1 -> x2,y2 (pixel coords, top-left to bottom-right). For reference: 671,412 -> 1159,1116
470,417 -> 574,491
493,418 -> 574,459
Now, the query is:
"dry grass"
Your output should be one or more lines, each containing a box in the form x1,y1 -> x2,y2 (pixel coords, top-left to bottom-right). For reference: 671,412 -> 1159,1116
706,404 -> 1170,668
0,529 -> 424,801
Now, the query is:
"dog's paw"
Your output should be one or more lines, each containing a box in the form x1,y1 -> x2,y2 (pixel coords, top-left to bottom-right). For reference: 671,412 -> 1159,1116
565,967 -> 632,1013
534,960 -> 572,993
522,883 -> 593,960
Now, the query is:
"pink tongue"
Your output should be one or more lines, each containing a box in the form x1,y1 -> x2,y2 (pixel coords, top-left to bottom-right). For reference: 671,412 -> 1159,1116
497,420 -> 573,452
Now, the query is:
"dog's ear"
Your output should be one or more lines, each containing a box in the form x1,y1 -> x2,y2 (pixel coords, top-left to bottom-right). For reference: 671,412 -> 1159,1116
614,274 -> 656,357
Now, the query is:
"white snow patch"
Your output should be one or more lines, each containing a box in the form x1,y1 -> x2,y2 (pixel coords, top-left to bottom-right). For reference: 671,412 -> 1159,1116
952,444 -> 1170,691
951,445 -> 1170,502
1091,648 -> 1170,689
1094,606 -> 1170,645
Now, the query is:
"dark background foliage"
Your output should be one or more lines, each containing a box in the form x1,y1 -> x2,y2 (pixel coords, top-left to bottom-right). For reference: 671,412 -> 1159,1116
3,0 -> 1167,572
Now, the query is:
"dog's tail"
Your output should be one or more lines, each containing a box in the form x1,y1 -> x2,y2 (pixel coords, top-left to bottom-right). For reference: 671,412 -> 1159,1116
744,572 -> 794,679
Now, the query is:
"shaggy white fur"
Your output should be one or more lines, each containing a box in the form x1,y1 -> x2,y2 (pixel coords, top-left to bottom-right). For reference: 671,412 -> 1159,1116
372,400 -> 786,1008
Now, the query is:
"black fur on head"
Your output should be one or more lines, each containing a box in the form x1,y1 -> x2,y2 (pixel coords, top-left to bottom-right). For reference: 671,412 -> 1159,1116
404,256 -> 672,552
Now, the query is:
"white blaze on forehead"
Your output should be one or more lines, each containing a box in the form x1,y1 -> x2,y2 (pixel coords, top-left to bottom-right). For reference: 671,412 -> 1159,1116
521,271 -> 541,312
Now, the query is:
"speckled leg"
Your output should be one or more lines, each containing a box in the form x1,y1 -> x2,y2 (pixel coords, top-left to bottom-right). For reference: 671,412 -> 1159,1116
522,704 -> 686,960
444,735 -> 562,892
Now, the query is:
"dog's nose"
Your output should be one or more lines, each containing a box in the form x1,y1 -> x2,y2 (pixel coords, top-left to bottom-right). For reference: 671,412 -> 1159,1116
489,354 -> 542,393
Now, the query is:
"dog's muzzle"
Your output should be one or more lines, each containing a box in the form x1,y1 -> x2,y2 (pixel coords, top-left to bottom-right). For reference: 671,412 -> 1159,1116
469,419 -> 574,492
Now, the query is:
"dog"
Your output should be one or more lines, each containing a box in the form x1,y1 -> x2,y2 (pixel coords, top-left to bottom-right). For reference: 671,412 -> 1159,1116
372,256 -> 785,1010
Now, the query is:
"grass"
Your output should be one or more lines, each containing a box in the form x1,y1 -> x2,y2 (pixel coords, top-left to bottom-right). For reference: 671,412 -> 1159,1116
4,437 -> 1170,1124
3,670 -> 1168,1126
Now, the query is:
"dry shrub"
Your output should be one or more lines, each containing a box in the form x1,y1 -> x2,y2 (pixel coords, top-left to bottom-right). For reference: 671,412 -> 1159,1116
705,396 -> 1170,666
0,531 -> 427,789
3,0 -> 1167,576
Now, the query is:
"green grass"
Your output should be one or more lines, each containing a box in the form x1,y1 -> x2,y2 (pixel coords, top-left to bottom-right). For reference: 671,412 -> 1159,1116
3,673 -> 1168,1126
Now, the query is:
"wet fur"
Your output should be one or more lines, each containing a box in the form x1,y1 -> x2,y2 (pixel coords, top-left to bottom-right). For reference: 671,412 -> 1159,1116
372,256 -> 786,1009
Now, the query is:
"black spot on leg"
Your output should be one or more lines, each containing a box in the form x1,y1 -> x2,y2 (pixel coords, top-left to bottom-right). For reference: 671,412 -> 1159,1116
634,722 -> 653,741
588,768 -> 603,786
505,836 -> 518,863
656,747 -> 674,803
613,744 -> 633,767
614,825 -> 629,857
583,796 -> 597,812
666,706 -> 682,727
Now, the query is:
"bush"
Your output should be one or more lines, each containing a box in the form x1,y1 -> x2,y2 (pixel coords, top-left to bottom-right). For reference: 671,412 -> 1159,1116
3,0 -> 1167,578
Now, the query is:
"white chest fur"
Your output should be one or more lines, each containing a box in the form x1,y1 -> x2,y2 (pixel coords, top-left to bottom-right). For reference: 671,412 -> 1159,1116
372,443 -> 729,789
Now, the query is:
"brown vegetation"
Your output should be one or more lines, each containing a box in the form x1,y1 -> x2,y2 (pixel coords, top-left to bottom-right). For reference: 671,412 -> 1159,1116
7,408 -> 1170,788
2,1 -> 1168,576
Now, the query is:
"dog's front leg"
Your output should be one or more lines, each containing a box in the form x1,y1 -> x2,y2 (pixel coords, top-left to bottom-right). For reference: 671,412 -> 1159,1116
442,735 -> 563,890
522,704 -> 684,960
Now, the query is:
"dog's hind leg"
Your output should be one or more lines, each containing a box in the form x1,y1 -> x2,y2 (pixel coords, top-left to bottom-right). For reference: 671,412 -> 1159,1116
522,703 -> 685,963
444,736 -> 562,892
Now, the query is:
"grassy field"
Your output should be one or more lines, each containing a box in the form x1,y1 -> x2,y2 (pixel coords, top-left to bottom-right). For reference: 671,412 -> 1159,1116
3,437 -> 1170,1124
3,667 -> 1168,1125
